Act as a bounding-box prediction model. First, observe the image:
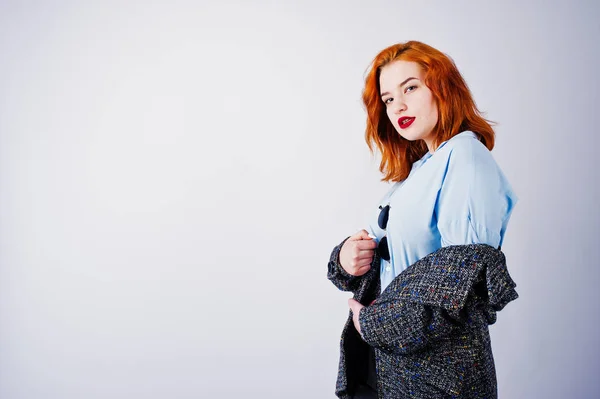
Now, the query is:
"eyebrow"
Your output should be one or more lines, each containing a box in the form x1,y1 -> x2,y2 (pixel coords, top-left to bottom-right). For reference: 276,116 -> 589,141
380,77 -> 418,98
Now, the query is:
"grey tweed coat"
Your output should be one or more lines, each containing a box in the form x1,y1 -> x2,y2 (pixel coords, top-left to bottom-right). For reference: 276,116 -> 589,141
327,239 -> 518,399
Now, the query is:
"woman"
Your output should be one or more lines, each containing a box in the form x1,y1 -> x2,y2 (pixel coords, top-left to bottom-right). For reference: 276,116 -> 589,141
327,41 -> 519,399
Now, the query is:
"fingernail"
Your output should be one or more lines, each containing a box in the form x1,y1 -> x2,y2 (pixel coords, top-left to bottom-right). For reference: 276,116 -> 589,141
368,234 -> 376,239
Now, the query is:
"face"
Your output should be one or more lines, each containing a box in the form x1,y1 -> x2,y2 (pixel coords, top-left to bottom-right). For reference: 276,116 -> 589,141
379,60 -> 439,152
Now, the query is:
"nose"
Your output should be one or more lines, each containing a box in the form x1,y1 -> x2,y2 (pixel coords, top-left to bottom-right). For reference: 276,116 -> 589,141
393,99 -> 407,114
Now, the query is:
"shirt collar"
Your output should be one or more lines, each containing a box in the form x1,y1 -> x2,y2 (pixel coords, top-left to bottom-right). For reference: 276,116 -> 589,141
413,131 -> 477,168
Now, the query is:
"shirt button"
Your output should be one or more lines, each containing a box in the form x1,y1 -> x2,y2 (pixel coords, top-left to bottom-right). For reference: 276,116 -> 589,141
385,265 -> 391,272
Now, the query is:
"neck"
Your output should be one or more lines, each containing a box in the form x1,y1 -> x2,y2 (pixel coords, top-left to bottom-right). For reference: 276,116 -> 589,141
425,139 -> 435,154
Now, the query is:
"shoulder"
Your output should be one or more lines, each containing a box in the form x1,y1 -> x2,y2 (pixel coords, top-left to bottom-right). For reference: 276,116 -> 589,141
438,131 -> 496,170
444,131 -> 491,157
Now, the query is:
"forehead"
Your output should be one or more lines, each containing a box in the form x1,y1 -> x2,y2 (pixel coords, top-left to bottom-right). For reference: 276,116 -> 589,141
379,60 -> 424,90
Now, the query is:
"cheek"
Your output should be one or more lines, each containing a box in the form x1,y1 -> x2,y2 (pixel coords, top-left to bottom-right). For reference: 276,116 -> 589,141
430,106 -> 439,122
428,99 -> 439,122
387,109 -> 395,125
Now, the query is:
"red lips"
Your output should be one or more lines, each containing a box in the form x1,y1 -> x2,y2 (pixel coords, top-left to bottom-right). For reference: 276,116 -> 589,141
398,117 -> 415,129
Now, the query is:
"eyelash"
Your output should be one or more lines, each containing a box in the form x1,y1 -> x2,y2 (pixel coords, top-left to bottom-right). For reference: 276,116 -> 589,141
383,85 -> 418,104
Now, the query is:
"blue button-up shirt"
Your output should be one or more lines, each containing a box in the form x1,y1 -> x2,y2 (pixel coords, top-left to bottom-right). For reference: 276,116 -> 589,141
367,131 -> 518,292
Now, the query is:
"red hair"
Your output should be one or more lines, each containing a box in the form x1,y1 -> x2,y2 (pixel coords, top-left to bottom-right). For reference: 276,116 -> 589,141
362,41 -> 495,182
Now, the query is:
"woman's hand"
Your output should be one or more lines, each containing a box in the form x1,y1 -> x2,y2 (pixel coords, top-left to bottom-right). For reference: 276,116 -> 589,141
348,298 -> 365,336
339,229 -> 376,276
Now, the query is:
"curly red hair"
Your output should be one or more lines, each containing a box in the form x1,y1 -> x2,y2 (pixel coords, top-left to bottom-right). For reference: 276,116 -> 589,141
362,41 -> 495,182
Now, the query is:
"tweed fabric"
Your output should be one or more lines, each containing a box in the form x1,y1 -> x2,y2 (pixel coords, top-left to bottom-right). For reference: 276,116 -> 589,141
327,241 -> 518,399
327,237 -> 382,397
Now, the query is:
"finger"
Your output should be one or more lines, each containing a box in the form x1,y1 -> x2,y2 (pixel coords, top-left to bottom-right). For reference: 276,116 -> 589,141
352,255 -> 372,266
356,240 -> 377,250
355,249 -> 375,259
354,265 -> 371,276
350,250 -> 374,265
355,258 -> 373,268
346,256 -> 371,272
352,229 -> 371,241
348,298 -> 365,311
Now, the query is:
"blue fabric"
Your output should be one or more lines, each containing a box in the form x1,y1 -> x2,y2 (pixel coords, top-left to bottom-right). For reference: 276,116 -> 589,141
367,131 -> 518,292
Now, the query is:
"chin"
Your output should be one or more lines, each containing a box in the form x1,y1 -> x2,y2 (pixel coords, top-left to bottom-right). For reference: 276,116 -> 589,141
398,131 -> 420,142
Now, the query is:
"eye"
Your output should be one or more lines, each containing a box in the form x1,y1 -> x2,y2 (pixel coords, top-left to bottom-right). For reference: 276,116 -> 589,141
405,85 -> 417,93
383,97 -> 393,104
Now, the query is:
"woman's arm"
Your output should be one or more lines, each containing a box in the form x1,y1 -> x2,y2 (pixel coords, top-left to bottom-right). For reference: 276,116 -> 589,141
327,237 -> 362,292
435,138 -> 517,248
357,299 -> 459,355
327,230 -> 377,292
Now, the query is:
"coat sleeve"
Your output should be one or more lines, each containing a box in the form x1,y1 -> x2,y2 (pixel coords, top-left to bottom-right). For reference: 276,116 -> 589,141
327,236 -> 368,293
357,298 -> 461,355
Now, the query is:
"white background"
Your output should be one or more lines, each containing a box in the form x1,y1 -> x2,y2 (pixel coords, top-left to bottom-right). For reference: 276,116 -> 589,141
1,1 -> 599,398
